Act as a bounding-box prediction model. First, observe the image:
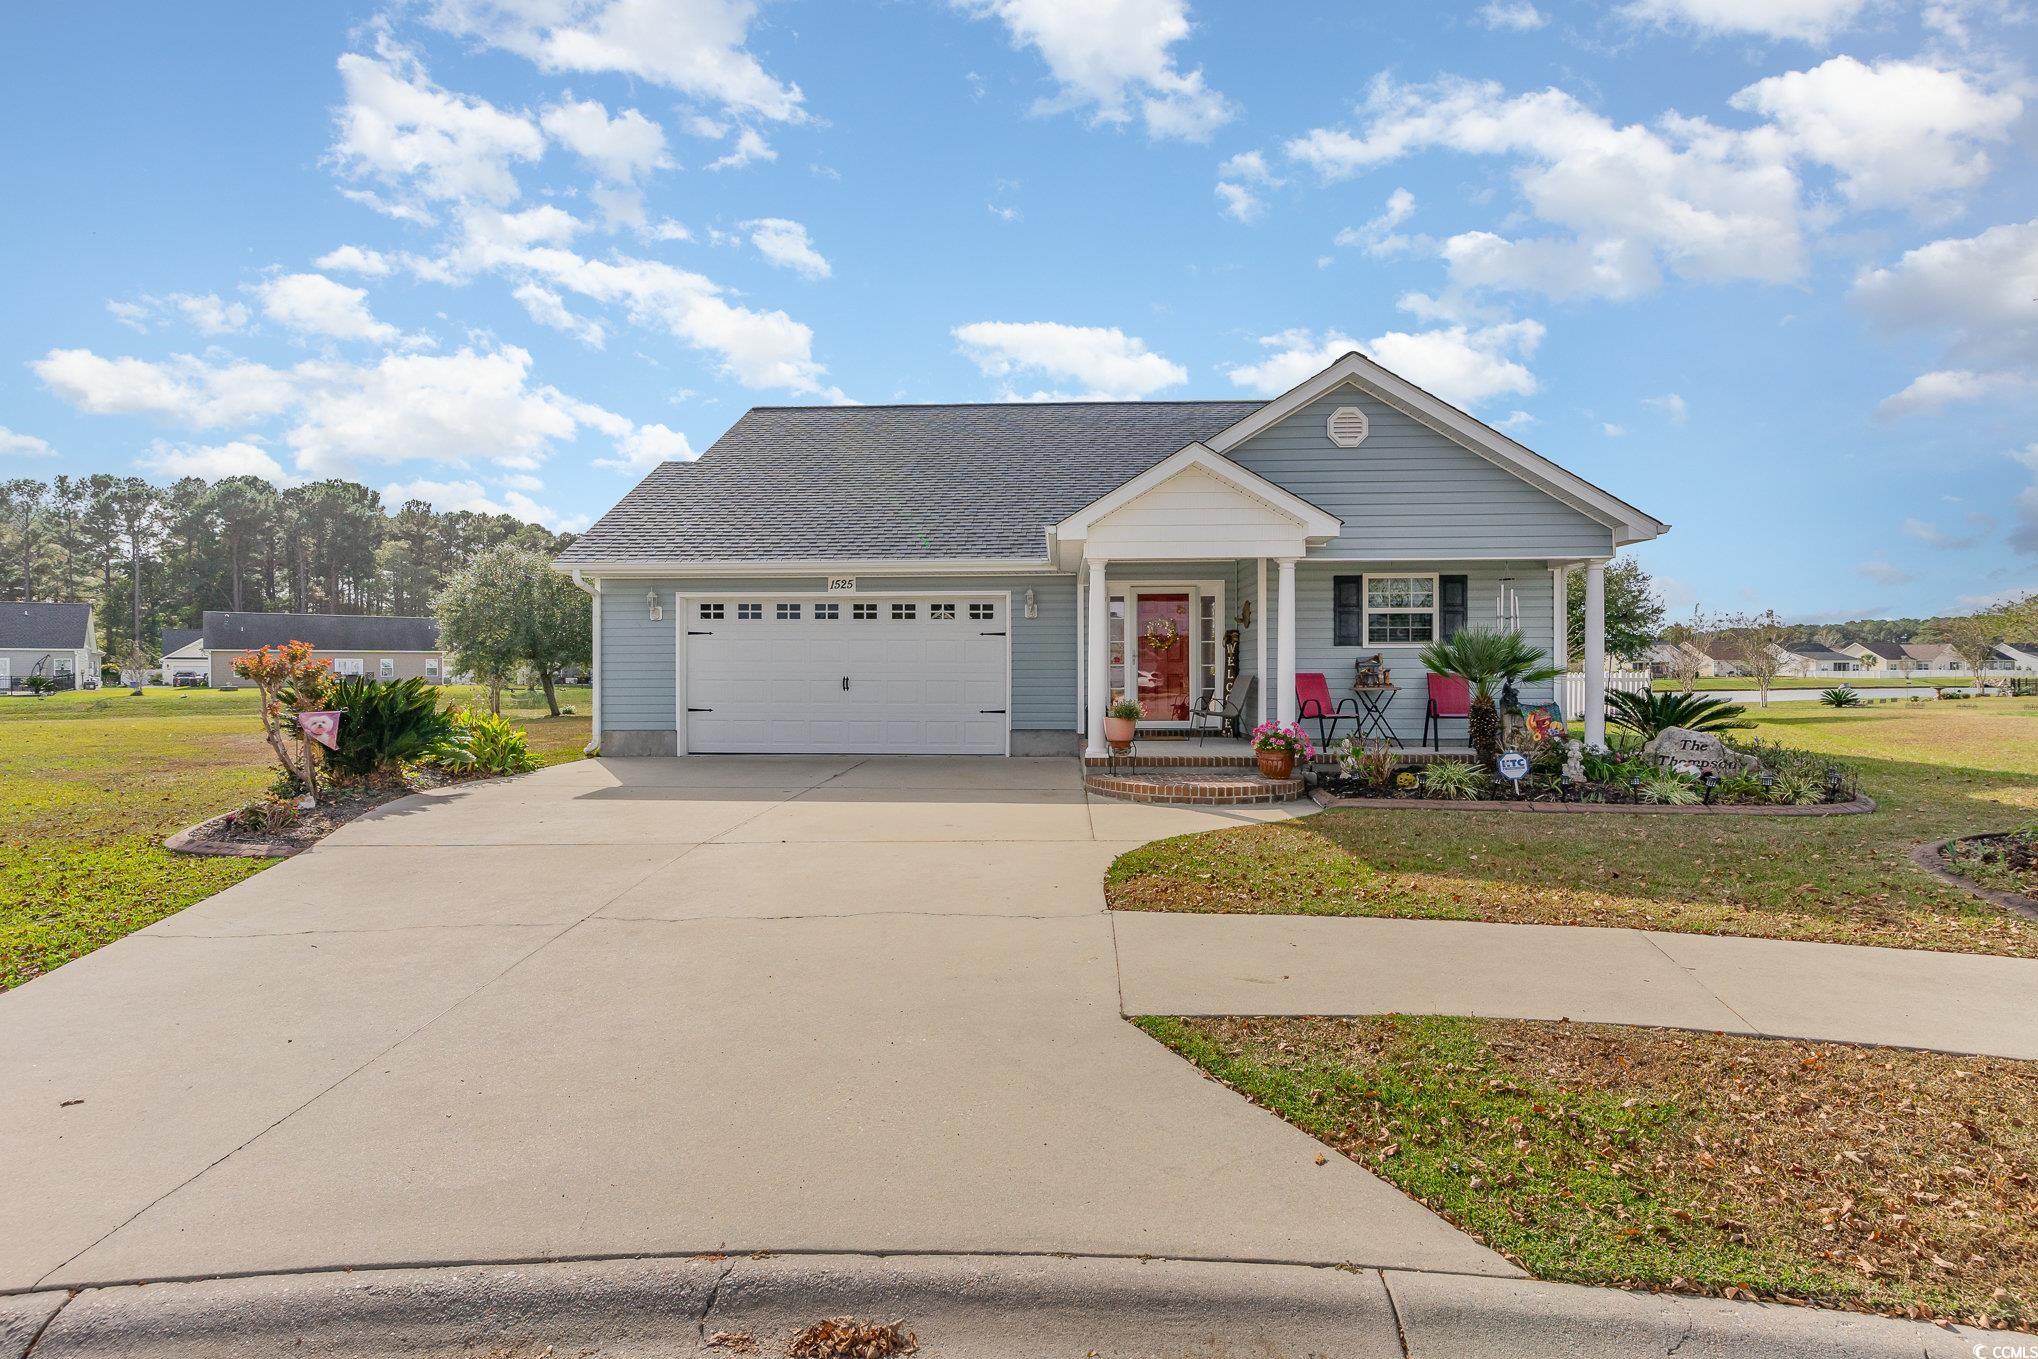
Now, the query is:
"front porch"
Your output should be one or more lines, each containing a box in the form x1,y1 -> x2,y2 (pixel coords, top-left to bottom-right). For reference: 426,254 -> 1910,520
1080,737 -> 1479,769
1052,443 -> 1615,766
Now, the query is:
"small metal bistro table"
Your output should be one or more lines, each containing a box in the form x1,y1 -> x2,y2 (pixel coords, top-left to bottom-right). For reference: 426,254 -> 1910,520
1351,684 -> 1402,747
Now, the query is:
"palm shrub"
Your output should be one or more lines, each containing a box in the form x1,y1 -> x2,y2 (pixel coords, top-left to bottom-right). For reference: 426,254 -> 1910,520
323,676 -> 466,782
1637,770 -> 1702,805
1820,686 -> 1863,708
451,708 -> 540,775
1605,689 -> 1752,738
1417,629 -> 1560,767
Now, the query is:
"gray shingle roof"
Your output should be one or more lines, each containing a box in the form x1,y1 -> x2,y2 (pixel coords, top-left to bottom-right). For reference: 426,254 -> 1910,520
200,612 -> 440,652
1788,642 -> 1852,661
1851,641 -> 1908,661
161,628 -> 203,657
557,400 -> 1265,565
0,602 -> 92,650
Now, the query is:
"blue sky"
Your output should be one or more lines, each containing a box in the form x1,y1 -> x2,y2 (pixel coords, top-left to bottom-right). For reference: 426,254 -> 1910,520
1,0 -> 2033,621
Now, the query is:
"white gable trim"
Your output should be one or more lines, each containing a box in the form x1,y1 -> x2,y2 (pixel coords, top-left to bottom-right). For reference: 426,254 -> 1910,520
1203,352 -> 1668,547
1052,443 -> 1342,568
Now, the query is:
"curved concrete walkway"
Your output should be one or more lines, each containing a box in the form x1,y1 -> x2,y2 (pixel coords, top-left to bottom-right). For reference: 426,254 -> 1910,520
3,756 -> 2033,1355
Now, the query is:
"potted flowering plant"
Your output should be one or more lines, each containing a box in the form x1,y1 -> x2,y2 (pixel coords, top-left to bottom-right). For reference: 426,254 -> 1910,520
1249,720 -> 1314,780
1103,699 -> 1143,753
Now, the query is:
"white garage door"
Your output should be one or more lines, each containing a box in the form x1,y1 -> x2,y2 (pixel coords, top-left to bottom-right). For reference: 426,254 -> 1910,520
682,596 -> 1010,755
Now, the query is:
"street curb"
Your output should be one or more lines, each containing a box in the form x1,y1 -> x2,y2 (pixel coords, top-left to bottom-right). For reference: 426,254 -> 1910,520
1913,837 -> 2038,923
162,814 -> 302,859
12,1253 -> 2031,1358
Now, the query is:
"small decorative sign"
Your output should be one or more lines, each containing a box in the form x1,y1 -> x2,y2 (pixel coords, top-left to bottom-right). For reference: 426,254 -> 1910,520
296,710 -> 342,751
1497,751 -> 1530,784
826,577 -> 857,594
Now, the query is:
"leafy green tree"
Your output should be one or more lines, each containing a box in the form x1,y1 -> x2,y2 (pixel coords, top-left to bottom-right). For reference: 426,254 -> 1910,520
436,546 -> 589,716
1566,556 -> 1665,665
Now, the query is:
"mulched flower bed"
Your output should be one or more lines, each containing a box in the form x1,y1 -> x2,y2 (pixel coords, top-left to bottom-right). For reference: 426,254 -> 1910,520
1924,832 -> 2038,922
166,773 -> 455,858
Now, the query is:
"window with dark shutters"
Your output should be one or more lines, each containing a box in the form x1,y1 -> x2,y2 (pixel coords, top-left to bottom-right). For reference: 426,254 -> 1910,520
1333,576 -> 1364,646
1440,575 -> 1468,639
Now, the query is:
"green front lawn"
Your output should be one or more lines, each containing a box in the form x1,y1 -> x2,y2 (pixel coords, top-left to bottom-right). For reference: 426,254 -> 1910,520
0,684 -> 589,990
1107,698 -> 2038,957
1138,1014 -> 2036,1328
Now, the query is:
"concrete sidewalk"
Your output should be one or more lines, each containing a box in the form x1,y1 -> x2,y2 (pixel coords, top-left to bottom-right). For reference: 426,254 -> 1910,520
6,1253 -> 2027,1359
1113,911 -> 2038,1058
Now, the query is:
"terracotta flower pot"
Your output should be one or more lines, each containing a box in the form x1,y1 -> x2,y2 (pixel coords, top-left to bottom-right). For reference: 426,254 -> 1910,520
1256,748 -> 1295,780
1103,715 -> 1138,753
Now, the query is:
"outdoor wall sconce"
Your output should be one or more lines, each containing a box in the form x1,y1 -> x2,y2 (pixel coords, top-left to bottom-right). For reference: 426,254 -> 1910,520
646,590 -> 662,622
1023,587 -> 1038,619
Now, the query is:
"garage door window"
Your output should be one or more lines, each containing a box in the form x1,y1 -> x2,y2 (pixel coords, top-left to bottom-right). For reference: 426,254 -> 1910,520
699,603 -> 724,620
970,603 -> 995,621
930,603 -> 956,620
853,603 -> 877,620
776,603 -> 801,620
737,603 -> 762,620
814,603 -> 840,620
891,603 -> 916,620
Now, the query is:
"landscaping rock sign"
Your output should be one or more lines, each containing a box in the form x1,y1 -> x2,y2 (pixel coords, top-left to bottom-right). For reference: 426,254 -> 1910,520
1641,726 -> 1757,776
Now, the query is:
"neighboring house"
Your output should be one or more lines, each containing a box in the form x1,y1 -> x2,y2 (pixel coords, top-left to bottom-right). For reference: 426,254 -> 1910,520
195,611 -> 446,687
159,628 -> 208,686
1837,640 -> 1907,672
1995,642 -> 2038,674
0,602 -> 101,692
557,352 -> 1668,757
1770,641 -> 1858,676
1640,641 -> 1688,678
1901,642 -> 1965,675
1677,641 -> 1746,678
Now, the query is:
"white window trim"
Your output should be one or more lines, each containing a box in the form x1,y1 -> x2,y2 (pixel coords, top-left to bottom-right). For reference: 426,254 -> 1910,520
378,658 -> 396,679
334,657 -> 366,676
1361,572 -> 1440,647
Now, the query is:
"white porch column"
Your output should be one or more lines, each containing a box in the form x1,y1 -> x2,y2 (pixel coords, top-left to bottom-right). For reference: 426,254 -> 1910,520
1255,557 -> 1269,725
1583,560 -> 1607,749
1084,557 -> 1110,757
1275,557 -> 1298,727
1549,566 -> 1569,672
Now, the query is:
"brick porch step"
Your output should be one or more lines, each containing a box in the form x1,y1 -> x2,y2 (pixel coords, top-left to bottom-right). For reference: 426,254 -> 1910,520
1082,768 -> 1307,805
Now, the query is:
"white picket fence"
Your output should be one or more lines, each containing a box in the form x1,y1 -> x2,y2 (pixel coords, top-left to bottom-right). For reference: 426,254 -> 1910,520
1559,668 -> 1651,718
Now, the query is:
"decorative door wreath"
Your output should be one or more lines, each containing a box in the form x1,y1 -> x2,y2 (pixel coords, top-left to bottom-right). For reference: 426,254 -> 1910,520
1141,617 -> 1184,652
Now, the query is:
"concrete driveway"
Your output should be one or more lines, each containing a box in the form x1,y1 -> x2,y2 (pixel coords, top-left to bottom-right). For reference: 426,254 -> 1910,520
1,757 -> 1512,1294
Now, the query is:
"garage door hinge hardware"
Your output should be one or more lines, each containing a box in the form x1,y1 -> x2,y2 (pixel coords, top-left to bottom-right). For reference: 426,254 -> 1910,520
687,630 -> 714,636
979,630 -> 1006,636
980,709 -> 1007,714
687,706 -> 714,713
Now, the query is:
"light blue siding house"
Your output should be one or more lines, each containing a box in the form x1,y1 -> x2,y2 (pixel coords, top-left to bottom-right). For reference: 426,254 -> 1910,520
557,353 -> 1667,757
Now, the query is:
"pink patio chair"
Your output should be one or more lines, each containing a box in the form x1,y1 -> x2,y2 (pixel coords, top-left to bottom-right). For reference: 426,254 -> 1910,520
1296,672 -> 1359,745
1422,674 -> 1471,752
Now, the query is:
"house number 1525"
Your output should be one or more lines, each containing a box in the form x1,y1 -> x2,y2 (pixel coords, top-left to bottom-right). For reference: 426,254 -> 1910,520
827,577 -> 857,594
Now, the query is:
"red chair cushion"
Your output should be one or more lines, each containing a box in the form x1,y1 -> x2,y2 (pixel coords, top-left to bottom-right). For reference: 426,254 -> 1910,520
1296,672 -> 1334,712
1427,674 -> 1471,717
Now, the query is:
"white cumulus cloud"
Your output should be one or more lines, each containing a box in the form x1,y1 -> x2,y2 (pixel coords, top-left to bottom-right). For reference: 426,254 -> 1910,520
745,217 -> 830,279
1478,0 -> 1548,29
331,37 -> 545,207
953,320 -> 1187,400
1857,218 -> 2038,417
426,0 -> 807,124
540,95 -> 670,181
1227,319 -> 1544,410
954,0 -> 1233,141
1621,0 -> 1870,42
0,425 -> 56,458
252,272 -> 401,344
138,439 -> 291,483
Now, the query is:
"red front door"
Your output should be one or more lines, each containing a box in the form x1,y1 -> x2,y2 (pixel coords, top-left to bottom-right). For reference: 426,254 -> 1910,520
1135,593 -> 1192,721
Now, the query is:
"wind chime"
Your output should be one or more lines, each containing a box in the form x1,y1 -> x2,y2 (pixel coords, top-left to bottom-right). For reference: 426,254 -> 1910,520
1494,578 -> 1521,630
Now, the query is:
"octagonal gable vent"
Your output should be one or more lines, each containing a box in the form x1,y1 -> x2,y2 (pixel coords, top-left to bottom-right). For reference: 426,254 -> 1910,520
1326,405 -> 1370,448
